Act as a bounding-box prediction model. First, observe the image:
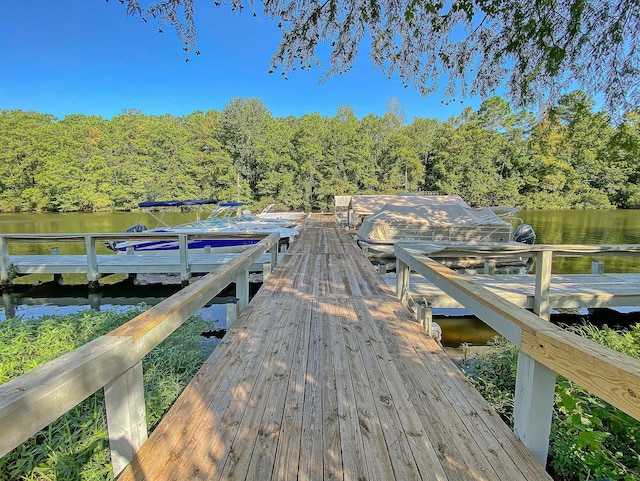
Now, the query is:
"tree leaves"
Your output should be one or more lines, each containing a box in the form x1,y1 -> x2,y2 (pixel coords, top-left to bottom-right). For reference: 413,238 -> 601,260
118,0 -> 639,117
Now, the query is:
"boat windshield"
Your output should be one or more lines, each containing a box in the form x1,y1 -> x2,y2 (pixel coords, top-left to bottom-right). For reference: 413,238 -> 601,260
175,217 -> 235,229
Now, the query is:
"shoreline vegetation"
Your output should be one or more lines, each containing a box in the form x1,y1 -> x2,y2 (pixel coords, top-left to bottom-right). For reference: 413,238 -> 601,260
1,308 -> 638,480
2,91 -> 640,214
0,308 -> 216,481
458,324 -> 640,481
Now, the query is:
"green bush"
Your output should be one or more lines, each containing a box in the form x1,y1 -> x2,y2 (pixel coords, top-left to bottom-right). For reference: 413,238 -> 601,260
459,323 -> 640,481
0,307 -> 214,480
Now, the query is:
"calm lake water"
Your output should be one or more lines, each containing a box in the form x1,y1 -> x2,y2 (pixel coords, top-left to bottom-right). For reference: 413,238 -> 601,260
1,209 -> 639,344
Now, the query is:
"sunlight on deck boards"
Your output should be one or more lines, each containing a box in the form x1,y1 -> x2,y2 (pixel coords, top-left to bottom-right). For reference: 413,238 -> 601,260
117,215 -> 551,481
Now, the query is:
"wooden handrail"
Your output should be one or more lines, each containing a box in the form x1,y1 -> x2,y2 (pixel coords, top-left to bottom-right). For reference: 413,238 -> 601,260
0,231 -> 282,287
395,241 -> 640,257
0,233 -> 279,475
395,243 -> 640,465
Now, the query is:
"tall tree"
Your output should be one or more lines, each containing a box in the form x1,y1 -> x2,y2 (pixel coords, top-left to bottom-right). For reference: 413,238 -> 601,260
290,113 -> 327,210
220,98 -> 271,200
254,116 -> 303,207
608,110 -> 640,207
550,91 -> 617,208
0,110 -> 56,211
182,110 -> 237,201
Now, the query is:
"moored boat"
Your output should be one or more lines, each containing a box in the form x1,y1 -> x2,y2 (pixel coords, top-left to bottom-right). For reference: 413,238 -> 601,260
106,199 -> 299,254
351,194 -> 535,271
256,203 -> 307,223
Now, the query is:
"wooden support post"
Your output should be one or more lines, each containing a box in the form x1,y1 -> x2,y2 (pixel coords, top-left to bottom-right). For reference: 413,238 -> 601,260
226,298 -> 239,328
591,260 -> 605,274
262,262 -> 272,281
416,298 -> 433,336
178,235 -> 190,286
51,247 -> 63,285
396,258 -> 410,306
104,361 -> 147,477
270,245 -> 278,269
85,236 -> 100,290
2,292 -> 15,318
377,263 -> 386,274
513,351 -> 556,467
0,237 -> 9,286
534,250 -> 552,321
484,259 -> 496,275
89,292 -> 102,311
235,269 -> 249,313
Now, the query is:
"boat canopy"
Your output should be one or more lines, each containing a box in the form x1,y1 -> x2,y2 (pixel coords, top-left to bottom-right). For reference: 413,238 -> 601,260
218,201 -> 250,208
138,199 -> 218,208
357,202 -> 513,244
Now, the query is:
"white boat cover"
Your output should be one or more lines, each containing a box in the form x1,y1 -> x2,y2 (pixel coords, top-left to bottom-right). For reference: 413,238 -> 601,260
349,194 -> 469,217
357,202 -> 513,244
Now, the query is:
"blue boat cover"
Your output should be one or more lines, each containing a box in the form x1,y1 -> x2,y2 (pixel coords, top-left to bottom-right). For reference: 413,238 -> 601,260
218,201 -> 250,207
138,199 -> 218,208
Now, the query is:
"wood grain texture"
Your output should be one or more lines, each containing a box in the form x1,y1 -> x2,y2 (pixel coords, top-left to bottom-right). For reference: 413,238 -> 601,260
117,215 -> 551,480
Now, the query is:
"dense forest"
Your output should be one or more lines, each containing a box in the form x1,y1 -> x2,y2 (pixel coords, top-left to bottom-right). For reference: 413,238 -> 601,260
1,91 -> 639,213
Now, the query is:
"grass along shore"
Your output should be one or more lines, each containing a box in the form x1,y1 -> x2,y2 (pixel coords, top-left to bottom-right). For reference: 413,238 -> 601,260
0,307 -> 216,480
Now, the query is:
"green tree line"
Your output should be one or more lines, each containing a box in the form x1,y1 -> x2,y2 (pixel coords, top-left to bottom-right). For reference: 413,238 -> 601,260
1,91 -> 639,213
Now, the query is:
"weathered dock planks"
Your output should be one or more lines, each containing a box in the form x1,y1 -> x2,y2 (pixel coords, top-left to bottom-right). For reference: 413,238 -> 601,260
381,272 -> 640,309
117,215 -> 551,480
7,253 -> 275,277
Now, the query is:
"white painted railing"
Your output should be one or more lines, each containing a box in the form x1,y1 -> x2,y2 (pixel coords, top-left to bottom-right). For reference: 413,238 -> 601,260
0,232 -> 281,287
0,233 -> 279,476
395,243 -> 640,466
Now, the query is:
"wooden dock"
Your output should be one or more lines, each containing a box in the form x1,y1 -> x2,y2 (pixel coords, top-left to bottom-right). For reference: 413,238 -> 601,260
117,215 -> 551,480
7,252 -> 276,285
381,272 -> 640,310
1,232 -> 281,288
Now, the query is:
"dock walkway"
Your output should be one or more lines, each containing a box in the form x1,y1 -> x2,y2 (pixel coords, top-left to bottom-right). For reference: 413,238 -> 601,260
118,215 -> 551,480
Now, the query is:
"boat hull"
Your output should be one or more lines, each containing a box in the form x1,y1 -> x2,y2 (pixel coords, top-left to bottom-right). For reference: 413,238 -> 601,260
112,235 -> 291,254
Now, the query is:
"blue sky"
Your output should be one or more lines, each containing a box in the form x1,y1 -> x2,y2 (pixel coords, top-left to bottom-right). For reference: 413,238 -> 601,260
1,0 -> 486,123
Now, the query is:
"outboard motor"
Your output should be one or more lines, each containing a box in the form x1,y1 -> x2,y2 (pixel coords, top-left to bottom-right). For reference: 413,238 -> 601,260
106,224 -> 149,251
513,223 -> 536,244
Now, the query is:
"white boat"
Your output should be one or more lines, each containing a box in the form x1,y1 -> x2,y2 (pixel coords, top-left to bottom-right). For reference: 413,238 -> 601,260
107,199 -> 299,254
354,195 -> 535,270
256,203 -> 307,222
209,202 -> 300,229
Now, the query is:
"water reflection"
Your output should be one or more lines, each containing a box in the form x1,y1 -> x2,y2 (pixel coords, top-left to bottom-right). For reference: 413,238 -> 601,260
0,283 -> 230,329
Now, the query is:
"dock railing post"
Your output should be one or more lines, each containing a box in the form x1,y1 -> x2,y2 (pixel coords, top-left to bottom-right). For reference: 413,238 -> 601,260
226,298 -> 239,328
262,262 -> 272,281
235,269 -> 249,313
514,351 -> 556,466
592,260 -> 605,274
270,243 -> 278,269
484,259 -> 496,275
85,235 -> 100,289
534,249 -> 552,321
416,298 -> 433,336
514,246 -> 556,466
104,361 -> 148,478
178,235 -> 190,286
396,258 -> 410,306
0,237 -> 10,286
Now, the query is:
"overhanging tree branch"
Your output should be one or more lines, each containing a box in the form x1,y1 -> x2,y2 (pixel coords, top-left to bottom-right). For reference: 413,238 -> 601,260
116,0 -> 640,117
